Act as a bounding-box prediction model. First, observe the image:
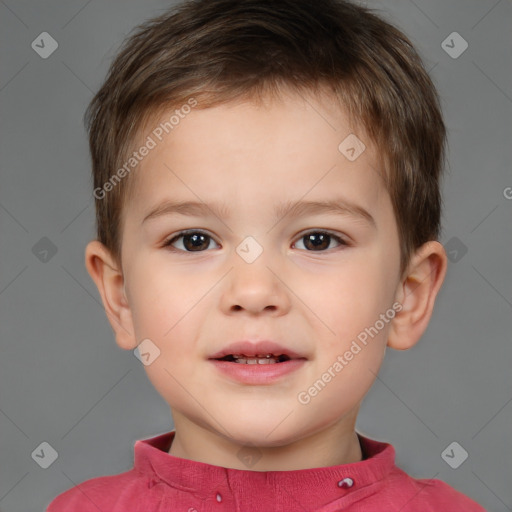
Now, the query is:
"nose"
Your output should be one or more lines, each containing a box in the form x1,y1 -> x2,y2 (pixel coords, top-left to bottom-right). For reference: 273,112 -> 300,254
220,249 -> 291,316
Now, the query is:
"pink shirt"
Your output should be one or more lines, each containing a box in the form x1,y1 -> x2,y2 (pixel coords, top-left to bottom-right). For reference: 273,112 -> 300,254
47,431 -> 486,511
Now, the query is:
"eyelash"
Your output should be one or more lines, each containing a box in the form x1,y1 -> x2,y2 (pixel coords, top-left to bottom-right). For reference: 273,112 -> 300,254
162,229 -> 349,253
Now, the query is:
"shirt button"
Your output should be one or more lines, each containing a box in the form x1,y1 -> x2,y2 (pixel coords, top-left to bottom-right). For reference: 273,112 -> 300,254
216,492 -> 222,502
337,477 -> 354,488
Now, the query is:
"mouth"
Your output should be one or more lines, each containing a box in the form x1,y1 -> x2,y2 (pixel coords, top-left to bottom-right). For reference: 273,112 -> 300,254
208,340 -> 307,363
214,353 -> 293,364
209,353 -> 306,384
208,341 -> 307,383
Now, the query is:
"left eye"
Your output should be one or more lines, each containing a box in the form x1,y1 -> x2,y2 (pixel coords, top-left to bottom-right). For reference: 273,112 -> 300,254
293,231 -> 346,251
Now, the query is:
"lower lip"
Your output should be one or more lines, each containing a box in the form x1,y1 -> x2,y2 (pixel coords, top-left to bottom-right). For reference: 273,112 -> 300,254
209,359 -> 307,384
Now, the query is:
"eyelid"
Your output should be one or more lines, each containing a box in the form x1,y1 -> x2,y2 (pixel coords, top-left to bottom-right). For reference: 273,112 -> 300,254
163,229 -> 220,250
292,229 -> 349,249
163,228 -> 350,252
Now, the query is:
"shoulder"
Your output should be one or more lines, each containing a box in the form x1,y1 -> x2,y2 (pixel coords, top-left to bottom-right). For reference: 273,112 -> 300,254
46,469 -> 148,512
385,466 -> 487,511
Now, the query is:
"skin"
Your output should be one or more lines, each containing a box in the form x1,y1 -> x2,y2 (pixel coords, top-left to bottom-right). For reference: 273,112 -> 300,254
85,89 -> 447,471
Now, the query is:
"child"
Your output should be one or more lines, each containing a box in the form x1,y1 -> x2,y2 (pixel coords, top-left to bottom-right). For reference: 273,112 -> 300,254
47,0 -> 487,510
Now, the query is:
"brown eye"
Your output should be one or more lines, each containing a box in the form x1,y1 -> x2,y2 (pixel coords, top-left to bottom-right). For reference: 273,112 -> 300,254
165,231 -> 219,252
294,231 -> 346,251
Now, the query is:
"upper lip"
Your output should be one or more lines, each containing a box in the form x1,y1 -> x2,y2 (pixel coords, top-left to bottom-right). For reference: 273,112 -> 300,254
209,340 -> 307,360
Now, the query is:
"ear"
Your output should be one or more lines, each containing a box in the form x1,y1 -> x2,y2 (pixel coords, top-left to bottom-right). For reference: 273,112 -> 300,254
85,240 -> 138,350
387,241 -> 447,350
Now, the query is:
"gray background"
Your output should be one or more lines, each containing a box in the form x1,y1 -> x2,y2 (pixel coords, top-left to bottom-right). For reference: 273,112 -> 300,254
0,0 -> 511,511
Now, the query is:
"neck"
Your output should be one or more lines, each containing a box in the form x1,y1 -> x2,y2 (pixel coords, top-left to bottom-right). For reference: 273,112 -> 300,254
168,412 -> 362,471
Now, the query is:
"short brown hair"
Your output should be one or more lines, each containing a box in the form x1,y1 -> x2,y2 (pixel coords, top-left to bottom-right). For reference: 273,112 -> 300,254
86,0 -> 446,275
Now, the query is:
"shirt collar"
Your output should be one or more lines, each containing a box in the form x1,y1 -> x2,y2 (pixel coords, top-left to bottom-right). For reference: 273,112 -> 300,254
134,430 -> 395,508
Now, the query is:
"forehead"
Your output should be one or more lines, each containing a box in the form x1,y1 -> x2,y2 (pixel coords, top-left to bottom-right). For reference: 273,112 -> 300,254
126,90 -> 387,223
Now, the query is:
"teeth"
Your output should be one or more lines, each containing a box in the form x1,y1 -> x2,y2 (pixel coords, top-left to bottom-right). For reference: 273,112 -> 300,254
235,357 -> 278,365
224,353 -> 289,364
232,353 -> 278,358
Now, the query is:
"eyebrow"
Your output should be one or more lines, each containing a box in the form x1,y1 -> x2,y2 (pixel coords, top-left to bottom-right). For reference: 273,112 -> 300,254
142,197 -> 376,228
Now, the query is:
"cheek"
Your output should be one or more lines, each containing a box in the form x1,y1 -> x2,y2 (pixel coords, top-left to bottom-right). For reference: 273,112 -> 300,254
125,258 -> 185,343
309,259 -> 392,334
303,260 -> 396,386
126,257 -> 214,362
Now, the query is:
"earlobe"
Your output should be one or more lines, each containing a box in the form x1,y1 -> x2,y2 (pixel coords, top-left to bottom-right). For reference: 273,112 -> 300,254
84,240 -> 138,350
387,241 -> 447,351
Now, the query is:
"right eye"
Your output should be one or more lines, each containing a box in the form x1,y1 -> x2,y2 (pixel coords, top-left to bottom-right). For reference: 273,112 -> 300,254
163,230 -> 220,252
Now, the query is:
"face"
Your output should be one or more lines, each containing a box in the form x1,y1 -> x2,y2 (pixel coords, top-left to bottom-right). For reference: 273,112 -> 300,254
118,90 -> 403,464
